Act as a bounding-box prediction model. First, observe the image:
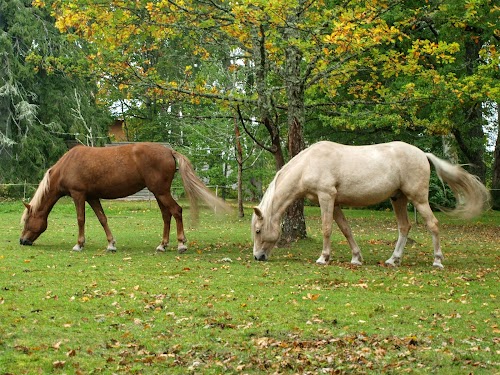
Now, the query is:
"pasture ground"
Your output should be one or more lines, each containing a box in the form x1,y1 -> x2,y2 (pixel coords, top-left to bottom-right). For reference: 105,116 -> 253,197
1,198 -> 499,374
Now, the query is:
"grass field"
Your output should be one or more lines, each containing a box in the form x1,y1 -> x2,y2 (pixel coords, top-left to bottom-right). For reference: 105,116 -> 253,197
1,198 -> 499,374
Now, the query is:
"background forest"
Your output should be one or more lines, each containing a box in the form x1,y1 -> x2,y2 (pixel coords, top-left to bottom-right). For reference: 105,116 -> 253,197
1,0 -> 499,221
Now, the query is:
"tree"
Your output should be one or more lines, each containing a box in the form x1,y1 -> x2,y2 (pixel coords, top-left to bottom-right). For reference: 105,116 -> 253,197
45,0 -> 412,238
44,0 -> 498,227
492,104 -> 500,209
0,0 -> 110,186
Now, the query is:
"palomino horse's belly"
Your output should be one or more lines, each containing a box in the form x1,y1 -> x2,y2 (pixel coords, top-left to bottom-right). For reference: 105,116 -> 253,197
335,189 -> 398,207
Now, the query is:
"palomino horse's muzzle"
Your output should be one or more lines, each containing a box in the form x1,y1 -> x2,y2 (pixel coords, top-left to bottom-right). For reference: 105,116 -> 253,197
254,253 -> 267,261
20,238 -> 33,246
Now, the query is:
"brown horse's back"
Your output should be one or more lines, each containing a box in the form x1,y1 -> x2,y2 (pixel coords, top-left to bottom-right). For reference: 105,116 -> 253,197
53,143 -> 176,199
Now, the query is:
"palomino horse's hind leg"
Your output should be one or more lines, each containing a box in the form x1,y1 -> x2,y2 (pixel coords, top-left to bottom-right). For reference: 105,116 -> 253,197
156,194 -> 187,253
413,201 -> 443,268
385,195 -> 411,267
88,199 -> 116,252
333,206 -> 363,265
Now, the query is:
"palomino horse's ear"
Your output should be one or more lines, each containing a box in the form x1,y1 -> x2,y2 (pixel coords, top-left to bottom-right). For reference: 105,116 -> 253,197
253,207 -> 263,220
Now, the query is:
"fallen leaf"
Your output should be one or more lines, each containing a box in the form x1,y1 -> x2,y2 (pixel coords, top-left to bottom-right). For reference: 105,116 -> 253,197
53,360 -> 66,369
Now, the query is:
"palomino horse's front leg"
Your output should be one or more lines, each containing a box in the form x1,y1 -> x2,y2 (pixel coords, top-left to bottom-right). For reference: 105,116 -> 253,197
333,206 -> 363,265
72,194 -> 86,251
156,195 -> 187,253
88,199 -> 116,252
316,193 -> 335,265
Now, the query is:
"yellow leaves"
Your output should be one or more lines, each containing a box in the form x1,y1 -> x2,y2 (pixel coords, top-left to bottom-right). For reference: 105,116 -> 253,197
409,40 -> 460,64
323,16 -> 401,57
303,293 -> 320,301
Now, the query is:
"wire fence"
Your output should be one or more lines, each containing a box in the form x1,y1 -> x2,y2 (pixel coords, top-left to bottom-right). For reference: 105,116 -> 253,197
0,183 -> 232,201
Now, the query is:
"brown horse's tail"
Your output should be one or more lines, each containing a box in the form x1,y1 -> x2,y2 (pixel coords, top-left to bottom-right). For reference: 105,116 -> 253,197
172,150 -> 231,221
425,153 -> 490,219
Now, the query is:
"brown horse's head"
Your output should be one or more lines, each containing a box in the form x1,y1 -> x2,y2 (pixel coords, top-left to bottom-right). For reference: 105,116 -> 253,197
252,207 -> 280,261
20,202 -> 48,245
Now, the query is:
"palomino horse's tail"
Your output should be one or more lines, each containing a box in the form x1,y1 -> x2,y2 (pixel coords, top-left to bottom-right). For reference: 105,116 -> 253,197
172,150 -> 231,220
425,153 -> 490,219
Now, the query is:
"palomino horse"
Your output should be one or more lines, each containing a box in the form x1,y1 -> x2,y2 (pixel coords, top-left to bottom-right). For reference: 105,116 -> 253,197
20,143 -> 229,252
252,141 -> 490,268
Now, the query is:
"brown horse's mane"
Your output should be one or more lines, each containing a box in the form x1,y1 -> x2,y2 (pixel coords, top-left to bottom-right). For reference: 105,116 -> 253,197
21,169 -> 51,224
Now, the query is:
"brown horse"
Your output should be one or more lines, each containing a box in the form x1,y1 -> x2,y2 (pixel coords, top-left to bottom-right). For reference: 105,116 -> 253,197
20,142 -> 230,252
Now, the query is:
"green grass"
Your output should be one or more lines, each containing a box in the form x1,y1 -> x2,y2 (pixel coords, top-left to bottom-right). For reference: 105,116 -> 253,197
1,198 -> 499,374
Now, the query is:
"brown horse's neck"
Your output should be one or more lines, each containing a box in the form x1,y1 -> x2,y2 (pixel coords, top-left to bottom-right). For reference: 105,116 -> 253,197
28,170 -> 63,222
36,193 -> 61,219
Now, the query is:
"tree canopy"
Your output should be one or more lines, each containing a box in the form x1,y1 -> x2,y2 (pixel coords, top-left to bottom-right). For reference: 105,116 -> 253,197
3,0 -> 499,210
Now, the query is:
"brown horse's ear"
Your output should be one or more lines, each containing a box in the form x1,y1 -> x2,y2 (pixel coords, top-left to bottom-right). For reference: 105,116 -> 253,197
253,207 -> 263,220
23,201 -> 31,210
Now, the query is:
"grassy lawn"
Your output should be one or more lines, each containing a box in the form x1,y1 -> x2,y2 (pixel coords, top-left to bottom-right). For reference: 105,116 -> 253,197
1,198 -> 499,374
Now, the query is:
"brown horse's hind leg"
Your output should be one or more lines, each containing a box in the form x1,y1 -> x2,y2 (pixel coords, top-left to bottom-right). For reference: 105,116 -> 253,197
385,195 -> 411,267
155,198 -> 172,252
156,194 -> 187,253
333,206 -> 363,265
88,199 -> 116,252
72,194 -> 86,251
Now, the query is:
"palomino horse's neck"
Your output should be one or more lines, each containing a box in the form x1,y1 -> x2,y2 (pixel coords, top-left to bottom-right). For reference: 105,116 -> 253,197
260,168 -> 303,224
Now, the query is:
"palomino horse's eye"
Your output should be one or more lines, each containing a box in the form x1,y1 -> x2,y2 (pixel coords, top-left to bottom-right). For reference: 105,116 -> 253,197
255,228 -> 261,234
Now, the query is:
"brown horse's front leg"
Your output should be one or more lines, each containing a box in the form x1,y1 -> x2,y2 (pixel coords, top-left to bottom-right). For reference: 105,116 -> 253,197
88,199 -> 116,252
72,195 -> 86,251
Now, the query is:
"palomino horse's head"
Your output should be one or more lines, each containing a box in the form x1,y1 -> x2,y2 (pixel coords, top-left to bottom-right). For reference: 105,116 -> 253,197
20,202 -> 48,246
252,207 -> 280,261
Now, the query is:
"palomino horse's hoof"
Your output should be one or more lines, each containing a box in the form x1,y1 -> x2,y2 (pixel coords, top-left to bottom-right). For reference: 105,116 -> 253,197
384,258 -> 400,267
432,261 -> 444,269
315,256 -> 329,265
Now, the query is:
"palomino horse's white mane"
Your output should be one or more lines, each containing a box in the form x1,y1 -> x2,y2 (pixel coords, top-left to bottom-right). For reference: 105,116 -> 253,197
259,177 -> 277,217
21,169 -> 51,224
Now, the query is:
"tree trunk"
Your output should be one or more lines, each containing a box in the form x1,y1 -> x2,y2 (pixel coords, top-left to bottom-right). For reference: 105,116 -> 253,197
250,24 -> 286,171
234,117 -> 244,218
249,16 -> 306,243
280,8 -> 307,243
492,103 -> 500,210
451,34 -> 486,181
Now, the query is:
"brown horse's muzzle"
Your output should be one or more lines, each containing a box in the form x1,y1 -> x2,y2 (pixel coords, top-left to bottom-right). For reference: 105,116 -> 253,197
20,238 -> 33,246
